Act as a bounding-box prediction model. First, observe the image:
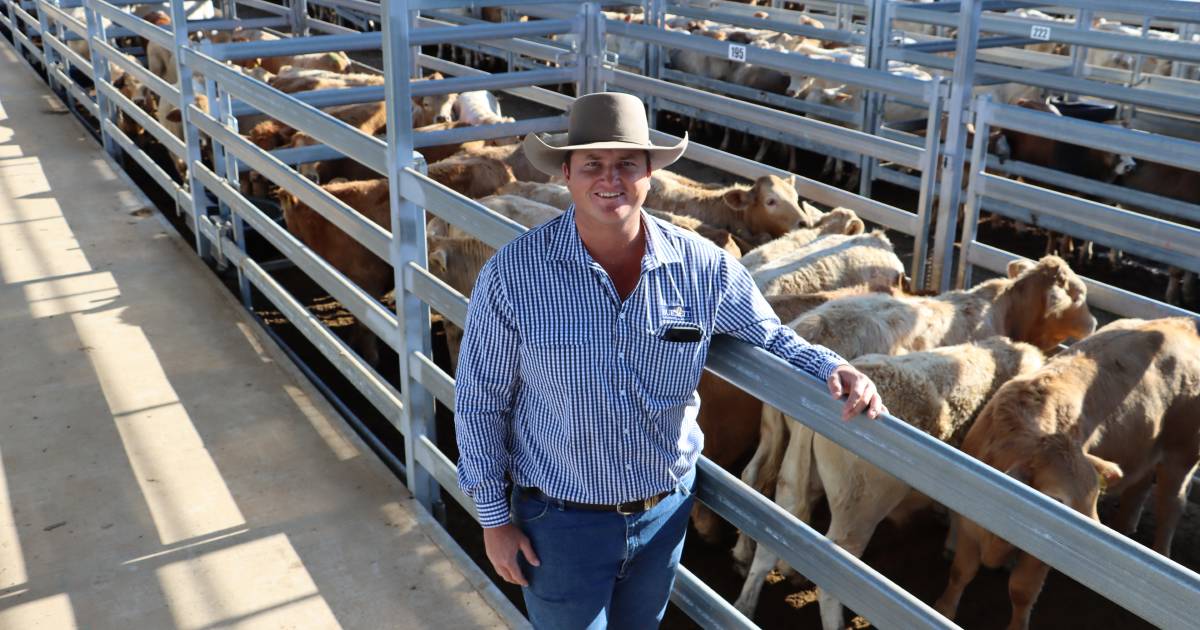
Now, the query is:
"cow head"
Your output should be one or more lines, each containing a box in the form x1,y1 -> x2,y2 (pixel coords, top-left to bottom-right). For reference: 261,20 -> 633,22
413,72 -> 457,125
1004,256 -> 1097,350
722,174 -> 813,238
813,206 -> 865,236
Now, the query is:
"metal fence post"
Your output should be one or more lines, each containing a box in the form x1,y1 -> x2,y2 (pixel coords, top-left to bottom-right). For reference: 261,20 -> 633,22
911,76 -> 945,290
955,94 -> 991,290
928,0 -> 980,292
382,0 -> 439,514
84,0 -> 118,159
858,0 -> 888,199
169,0 -> 211,258
290,0 -> 308,37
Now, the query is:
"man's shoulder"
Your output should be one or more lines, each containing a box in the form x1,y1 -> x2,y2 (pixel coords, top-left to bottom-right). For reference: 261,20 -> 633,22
645,212 -> 735,268
485,212 -> 566,271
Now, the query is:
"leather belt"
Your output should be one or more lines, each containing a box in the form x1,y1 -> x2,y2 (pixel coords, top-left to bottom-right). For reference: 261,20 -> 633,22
519,486 -> 670,515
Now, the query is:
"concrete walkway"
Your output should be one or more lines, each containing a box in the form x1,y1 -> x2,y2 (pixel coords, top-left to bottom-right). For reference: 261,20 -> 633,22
0,43 -> 515,629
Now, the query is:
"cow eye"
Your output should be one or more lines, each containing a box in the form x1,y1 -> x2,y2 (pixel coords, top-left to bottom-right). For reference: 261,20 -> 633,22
766,198 -> 777,206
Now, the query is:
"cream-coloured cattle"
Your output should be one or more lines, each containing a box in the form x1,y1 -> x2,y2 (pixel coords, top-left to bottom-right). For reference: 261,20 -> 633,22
936,317 -> 1200,630
427,151 -> 516,199
752,230 -> 904,296
495,180 -> 573,210
739,207 -> 864,271
734,337 -> 1044,625
733,257 -> 1098,576
646,174 -> 819,243
259,50 -> 351,75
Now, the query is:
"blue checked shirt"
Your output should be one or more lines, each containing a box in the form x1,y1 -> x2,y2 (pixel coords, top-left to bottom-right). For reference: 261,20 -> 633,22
454,206 -> 848,527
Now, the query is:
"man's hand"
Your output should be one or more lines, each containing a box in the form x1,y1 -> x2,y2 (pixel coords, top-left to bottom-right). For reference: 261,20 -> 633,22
828,364 -> 888,420
483,523 -> 540,586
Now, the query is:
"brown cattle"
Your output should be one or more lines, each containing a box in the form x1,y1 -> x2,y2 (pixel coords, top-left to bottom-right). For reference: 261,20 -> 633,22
647,174 -> 820,244
427,152 -> 516,199
936,317 -> 1200,630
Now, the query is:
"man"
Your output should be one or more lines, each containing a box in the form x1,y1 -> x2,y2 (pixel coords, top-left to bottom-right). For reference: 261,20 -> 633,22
454,92 -> 886,629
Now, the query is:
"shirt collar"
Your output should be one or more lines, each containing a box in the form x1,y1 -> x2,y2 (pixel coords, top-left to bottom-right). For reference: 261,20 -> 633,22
546,205 -> 683,270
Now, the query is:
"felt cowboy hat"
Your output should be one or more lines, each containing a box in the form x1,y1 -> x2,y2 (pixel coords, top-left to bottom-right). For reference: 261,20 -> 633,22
523,92 -> 688,176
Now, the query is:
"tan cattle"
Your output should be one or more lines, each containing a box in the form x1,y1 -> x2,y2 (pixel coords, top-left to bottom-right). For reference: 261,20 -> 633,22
427,151 -> 516,199
732,257 -> 1098,575
646,174 -> 820,243
739,206 -> 865,271
735,337 -> 1045,625
259,51 -> 351,75
752,230 -> 905,296
936,317 -> 1200,630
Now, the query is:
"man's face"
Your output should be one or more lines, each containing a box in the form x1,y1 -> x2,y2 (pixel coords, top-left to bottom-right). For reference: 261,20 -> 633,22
563,149 -> 651,229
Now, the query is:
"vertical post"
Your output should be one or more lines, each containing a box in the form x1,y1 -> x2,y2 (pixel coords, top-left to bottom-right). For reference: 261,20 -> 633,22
169,0 -> 211,258
290,0 -> 308,37
644,0 -> 663,125
36,2 -> 52,83
577,2 -> 603,95
215,78 -> 252,307
955,94 -> 991,290
910,76 -> 944,291
858,0 -> 888,199
382,0 -> 439,514
928,0 -> 980,292
84,0 -> 118,158
1069,6 -> 1092,94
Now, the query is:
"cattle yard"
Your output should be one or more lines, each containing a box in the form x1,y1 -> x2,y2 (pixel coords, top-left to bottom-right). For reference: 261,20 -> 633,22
2,0 -> 1199,628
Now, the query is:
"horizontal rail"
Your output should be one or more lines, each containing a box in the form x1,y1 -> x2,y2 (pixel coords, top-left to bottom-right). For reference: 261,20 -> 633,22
408,350 -> 455,413
309,0 -> 380,15
986,102 -> 1200,172
410,18 -> 575,47
693,457 -> 951,628
37,0 -> 87,37
185,47 -> 389,175
663,1 -> 864,47
192,163 -> 402,351
416,13 -> 575,64
964,243 -> 1200,323
207,31 -> 382,60
398,168 -> 527,250
669,563 -> 756,630
413,115 -> 565,147
90,0 -> 173,48
101,118 -> 184,202
405,262 -> 467,328
96,79 -> 187,157
416,53 -> 575,111
44,32 -> 94,77
53,66 -> 99,116
188,106 -> 393,263
980,175 -> 1200,272
607,18 -> 929,100
414,435 -> 475,520
610,69 -> 924,169
705,337 -> 1200,629
659,67 -> 859,125
234,0 -> 290,16
93,36 -> 180,107
194,212 -> 406,420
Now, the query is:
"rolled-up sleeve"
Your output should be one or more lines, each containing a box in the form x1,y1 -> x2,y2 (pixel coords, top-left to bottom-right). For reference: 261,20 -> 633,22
712,253 -> 847,383
454,258 -> 521,528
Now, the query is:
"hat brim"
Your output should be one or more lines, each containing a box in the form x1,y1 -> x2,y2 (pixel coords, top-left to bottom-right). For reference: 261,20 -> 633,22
522,132 -> 688,177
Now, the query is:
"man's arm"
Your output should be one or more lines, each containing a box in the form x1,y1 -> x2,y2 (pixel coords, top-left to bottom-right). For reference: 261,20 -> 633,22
454,258 -> 521,528
712,253 -> 847,382
711,253 -> 887,420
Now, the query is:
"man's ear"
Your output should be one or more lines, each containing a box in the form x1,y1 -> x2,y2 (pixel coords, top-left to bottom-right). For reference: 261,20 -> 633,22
723,189 -> 751,211
561,159 -> 570,181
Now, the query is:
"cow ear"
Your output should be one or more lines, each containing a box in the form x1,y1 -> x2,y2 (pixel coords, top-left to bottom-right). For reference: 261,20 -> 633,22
1085,453 -> 1123,494
428,247 -> 448,271
426,72 -> 443,81
1006,259 -> 1035,278
845,217 -> 865,235
788,174 -> 798,190
723,189 -> 751,212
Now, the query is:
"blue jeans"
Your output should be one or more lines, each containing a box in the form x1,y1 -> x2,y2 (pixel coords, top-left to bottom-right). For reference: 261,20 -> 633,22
512,468 -> 696,629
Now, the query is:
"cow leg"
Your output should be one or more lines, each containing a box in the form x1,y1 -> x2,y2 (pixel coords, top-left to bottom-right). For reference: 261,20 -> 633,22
1006,552 -> 1051,630
753,140 -> 770,164
732,405 -> 791,570
934,517 -> 981,620
1111,467 -> 1154,536
787,146 -> 798,173
1149,452 -> 1200,556
772,423 -> 823,582
816,439 -> 911,630
1166,267 -> 1184,306
1183,271 -> 1198,308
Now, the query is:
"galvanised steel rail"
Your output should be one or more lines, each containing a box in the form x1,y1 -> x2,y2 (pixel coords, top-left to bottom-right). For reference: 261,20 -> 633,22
959,95 -> 1200,305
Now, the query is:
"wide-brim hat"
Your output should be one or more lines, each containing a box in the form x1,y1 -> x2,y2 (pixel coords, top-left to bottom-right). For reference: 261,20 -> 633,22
523,92 -> 688,176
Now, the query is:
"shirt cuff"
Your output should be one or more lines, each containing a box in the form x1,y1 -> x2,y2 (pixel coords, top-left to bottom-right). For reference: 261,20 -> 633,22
816,351 -> 848,384
475,493 -> 512,528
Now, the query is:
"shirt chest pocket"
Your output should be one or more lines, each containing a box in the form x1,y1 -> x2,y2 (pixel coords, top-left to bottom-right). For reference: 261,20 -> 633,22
634,321 -> 707,407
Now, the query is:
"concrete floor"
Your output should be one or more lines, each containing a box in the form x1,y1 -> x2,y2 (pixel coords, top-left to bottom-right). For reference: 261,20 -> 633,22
0,42 -> 516,630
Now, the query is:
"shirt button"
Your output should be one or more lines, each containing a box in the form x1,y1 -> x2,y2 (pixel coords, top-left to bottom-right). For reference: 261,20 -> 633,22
625,464 -> 632,471
619,389 -> 626,397
618,351 -> 625,359
619,312 -> 626,320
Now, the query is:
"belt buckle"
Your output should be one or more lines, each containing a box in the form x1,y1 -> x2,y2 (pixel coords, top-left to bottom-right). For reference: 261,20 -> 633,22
617,500 -> 638,516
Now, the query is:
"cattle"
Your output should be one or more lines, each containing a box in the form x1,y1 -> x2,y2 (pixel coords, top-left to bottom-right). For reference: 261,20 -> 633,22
1111,160 -> 1199,309
495,180 -> 573,210
463,142 -> 552,183
732,257 -> 1098,573
259,50 -> 352,75
646,173 -> 818,243
427,151 -> 516,198
935,317 -> 1200,630
739,207 -> 865,271
273,178 -> 391,363
751,230 -> 905,296
268,68 -> 385,93
289,132 -> 382,184
452,90 -> 511,126
646,209 -> 744,257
